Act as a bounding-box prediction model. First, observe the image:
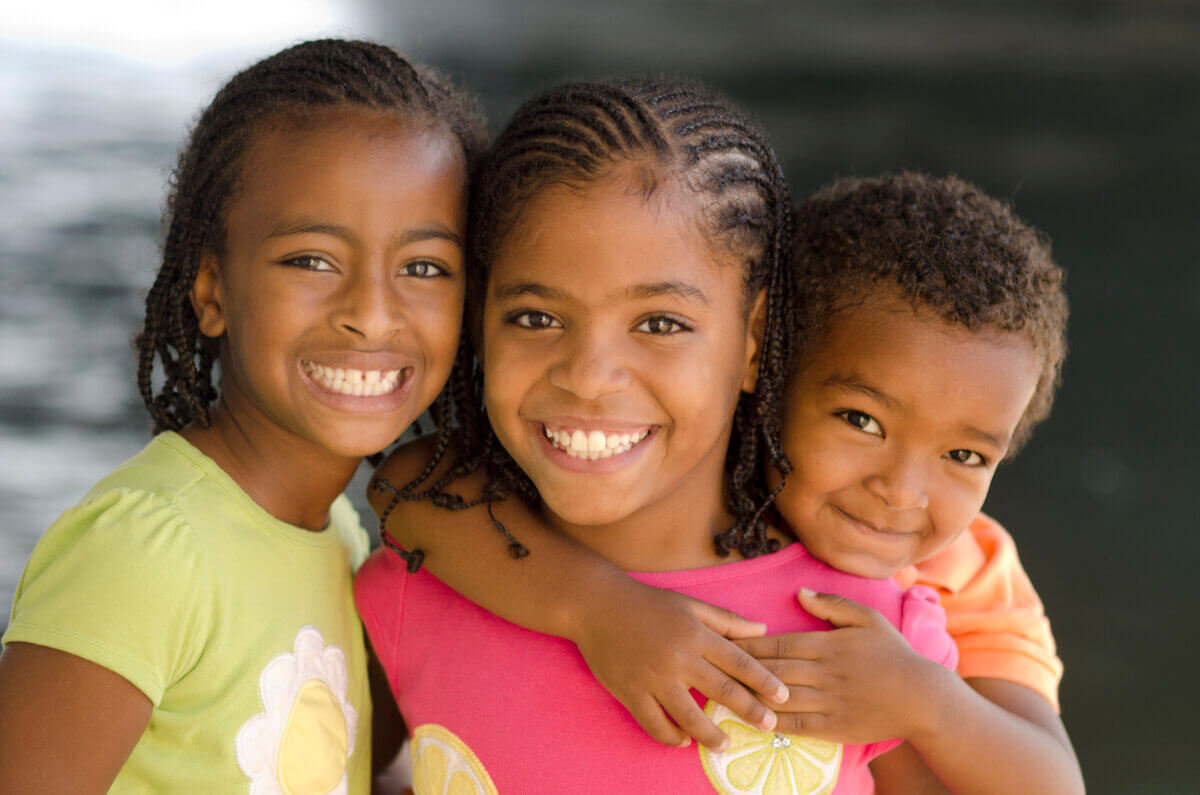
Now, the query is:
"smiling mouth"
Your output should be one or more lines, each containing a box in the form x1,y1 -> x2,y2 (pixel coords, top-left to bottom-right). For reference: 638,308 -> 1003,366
541,425 -> 652,460
834,505 -> 912,538
301,361 -> 412,397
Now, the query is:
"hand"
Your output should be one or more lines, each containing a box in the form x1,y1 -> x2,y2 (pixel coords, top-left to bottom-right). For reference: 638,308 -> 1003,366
572,578 -> 790,751
734,589 -> 946,744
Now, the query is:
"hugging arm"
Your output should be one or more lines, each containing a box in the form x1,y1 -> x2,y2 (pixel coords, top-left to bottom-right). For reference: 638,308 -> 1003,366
737,591 -> 1083,794
368,437 -> 788,751
0,642 -> 152,793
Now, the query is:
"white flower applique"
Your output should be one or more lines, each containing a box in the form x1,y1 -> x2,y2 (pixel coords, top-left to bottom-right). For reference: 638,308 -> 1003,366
236,625 -> 358,795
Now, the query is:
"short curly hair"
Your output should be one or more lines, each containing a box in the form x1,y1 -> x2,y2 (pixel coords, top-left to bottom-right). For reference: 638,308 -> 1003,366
790,171 -> 1068,455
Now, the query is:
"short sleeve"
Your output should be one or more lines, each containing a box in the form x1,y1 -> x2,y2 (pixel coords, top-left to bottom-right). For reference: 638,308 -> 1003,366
353,548 -> 409,677
330,494 -> 371,571
3,488 -> 210,705
902,515 -> 1063,710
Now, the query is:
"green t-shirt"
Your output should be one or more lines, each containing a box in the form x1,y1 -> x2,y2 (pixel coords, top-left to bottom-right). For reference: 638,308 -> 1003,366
3,432 -> 373,793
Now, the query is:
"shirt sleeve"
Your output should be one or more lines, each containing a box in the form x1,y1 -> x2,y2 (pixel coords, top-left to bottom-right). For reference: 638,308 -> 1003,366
353,547 -> 409,688
2,488 -> 210,705
902,515 -> 1063,711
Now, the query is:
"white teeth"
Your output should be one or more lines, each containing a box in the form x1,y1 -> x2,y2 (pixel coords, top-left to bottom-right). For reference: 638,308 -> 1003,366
303,361 -> 404,397
544,425 -> 651,459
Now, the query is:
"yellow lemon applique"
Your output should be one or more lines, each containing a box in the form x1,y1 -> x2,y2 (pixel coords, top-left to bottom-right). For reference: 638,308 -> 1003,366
699,702 -> 842,795
235,625 -> 358,794
410,724 -> 498,795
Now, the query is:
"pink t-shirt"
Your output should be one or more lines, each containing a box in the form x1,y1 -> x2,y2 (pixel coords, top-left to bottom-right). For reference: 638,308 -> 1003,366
355,542 -> 957,794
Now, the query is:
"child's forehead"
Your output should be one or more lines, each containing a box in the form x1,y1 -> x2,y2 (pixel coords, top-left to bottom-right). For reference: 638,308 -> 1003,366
800,285 -> 1040,396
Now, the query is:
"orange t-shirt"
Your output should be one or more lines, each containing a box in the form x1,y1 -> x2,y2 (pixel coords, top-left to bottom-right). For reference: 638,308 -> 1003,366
893,513 -> 1063,711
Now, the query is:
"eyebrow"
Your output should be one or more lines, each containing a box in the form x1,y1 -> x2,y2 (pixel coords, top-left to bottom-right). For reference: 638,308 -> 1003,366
823,373 -> 900,411
824,372 -> 1009,450
266,217 -> 462,247
490,280 -> 709,304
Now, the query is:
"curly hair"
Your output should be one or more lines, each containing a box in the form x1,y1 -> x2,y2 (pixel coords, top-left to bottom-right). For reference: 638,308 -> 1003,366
790,171 -> 1069,454
394,77 -> 795,562
135,38 -> 488,435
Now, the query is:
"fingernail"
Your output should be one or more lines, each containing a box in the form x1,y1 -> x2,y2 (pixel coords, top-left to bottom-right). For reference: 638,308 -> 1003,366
760,711 -> 778,732
678,737 -> 692,748
800,587 -> 816,598
713,737 -> 730,753
772,685 -> 789,704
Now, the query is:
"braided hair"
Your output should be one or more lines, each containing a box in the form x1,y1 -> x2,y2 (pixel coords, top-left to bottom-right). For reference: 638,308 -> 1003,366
406,78 -> 794,561
135,38 -> 487,436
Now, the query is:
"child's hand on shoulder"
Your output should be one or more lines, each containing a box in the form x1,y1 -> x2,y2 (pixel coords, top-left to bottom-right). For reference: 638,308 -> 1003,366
735,589 -> 951,745
573,578 -> 790,751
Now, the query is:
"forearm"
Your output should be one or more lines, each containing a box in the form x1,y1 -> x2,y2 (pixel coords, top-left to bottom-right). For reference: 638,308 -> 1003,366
897,665 -> 1084,794
385,498 -> 628,642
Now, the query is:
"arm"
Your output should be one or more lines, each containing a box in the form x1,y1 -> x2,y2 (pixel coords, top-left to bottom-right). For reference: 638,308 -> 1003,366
369,437 -> 789,750
738,591 -> 1083,795
0,642 -> 152,793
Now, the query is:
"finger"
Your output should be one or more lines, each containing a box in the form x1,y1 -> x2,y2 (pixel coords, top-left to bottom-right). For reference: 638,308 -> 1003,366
797,588 -> 879,629
704,636 -> 788,704
693,666 -> 778,732
626,695 -> 691,748
733,632 -> 823,662
756,657 -> 821,687
689,598 -> 768,640
774,710 -> 830,737
773,684 -> 825,713
658,688 -> 730,751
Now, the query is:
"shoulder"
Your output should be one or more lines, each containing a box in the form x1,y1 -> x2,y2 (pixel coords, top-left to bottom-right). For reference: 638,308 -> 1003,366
367,434 -> 487,518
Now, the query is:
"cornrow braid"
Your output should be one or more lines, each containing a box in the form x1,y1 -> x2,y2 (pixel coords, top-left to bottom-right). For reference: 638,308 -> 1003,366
135,38 -> 487,438
431,77 -> 794,560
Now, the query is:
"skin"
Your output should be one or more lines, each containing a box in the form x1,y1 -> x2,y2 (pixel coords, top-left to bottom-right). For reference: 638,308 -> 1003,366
479,168 -> 777,571
0,109 -> 466,791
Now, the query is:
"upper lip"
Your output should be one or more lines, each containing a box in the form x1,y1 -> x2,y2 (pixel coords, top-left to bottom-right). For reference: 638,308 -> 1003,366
536,416 -> 656,433
300,351 -> 416,371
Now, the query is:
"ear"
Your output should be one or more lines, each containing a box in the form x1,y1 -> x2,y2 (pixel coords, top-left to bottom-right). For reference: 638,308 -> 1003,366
741,288 -> 768,393
189,251 -> 226,339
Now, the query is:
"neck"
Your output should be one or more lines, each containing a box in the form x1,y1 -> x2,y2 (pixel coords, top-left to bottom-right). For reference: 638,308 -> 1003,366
180,397 -> 360,532
540,444 -> 739,572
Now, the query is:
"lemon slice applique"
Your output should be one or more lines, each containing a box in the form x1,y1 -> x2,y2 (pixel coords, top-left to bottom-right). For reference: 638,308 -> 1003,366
410,724 -> 499,795
699,702 -> 842,795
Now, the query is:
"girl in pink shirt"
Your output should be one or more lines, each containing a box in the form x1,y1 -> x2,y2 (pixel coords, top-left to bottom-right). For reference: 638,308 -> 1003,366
355,78 -> 957,794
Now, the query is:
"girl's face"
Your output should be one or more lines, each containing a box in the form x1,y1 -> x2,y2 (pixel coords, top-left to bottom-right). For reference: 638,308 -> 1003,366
481,168 -> 764,564
190,110 -> 467,460
769,285 -> 1040,579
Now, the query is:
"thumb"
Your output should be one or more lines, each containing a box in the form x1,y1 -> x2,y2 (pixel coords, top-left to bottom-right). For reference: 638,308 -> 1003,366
691,598 -> 768,639
797,588 -> 873,628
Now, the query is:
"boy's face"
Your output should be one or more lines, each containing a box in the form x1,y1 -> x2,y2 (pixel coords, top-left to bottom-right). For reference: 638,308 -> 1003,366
769,285 -> 1041,579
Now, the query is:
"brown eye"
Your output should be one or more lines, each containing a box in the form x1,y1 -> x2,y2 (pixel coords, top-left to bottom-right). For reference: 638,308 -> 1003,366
512,311 -> 560,330
947,449 -> 986,467
837,410 -> 883,436
399,260 -> 446,278
635,315 -> 689,334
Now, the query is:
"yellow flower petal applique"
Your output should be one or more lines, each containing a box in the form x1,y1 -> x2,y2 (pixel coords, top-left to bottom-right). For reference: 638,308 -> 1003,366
699,702 -> 842,795
410,724 -> 498,795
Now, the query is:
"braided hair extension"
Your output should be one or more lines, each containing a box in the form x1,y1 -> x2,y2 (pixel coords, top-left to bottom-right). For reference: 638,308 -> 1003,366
134,38 -> 488,446
422,77 -> 795,561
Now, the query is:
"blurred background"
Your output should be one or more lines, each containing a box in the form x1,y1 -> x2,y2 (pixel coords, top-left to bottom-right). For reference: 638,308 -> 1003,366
2,0 -> 1195,790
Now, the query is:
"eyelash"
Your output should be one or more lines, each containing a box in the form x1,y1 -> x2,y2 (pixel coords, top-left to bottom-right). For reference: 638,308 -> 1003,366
507,310 -> 561,330
281,254 -> 335,272
636,315 -> 692,335
399,260 -> 447,278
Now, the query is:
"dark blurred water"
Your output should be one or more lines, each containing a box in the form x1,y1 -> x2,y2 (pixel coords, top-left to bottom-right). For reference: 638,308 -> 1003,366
2,3 -> 1197,791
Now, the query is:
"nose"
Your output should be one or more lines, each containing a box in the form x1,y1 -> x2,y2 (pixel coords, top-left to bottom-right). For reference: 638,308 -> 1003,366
331,266 -> 403,342
547,326 -> 631,400
864,451 -> 930,511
